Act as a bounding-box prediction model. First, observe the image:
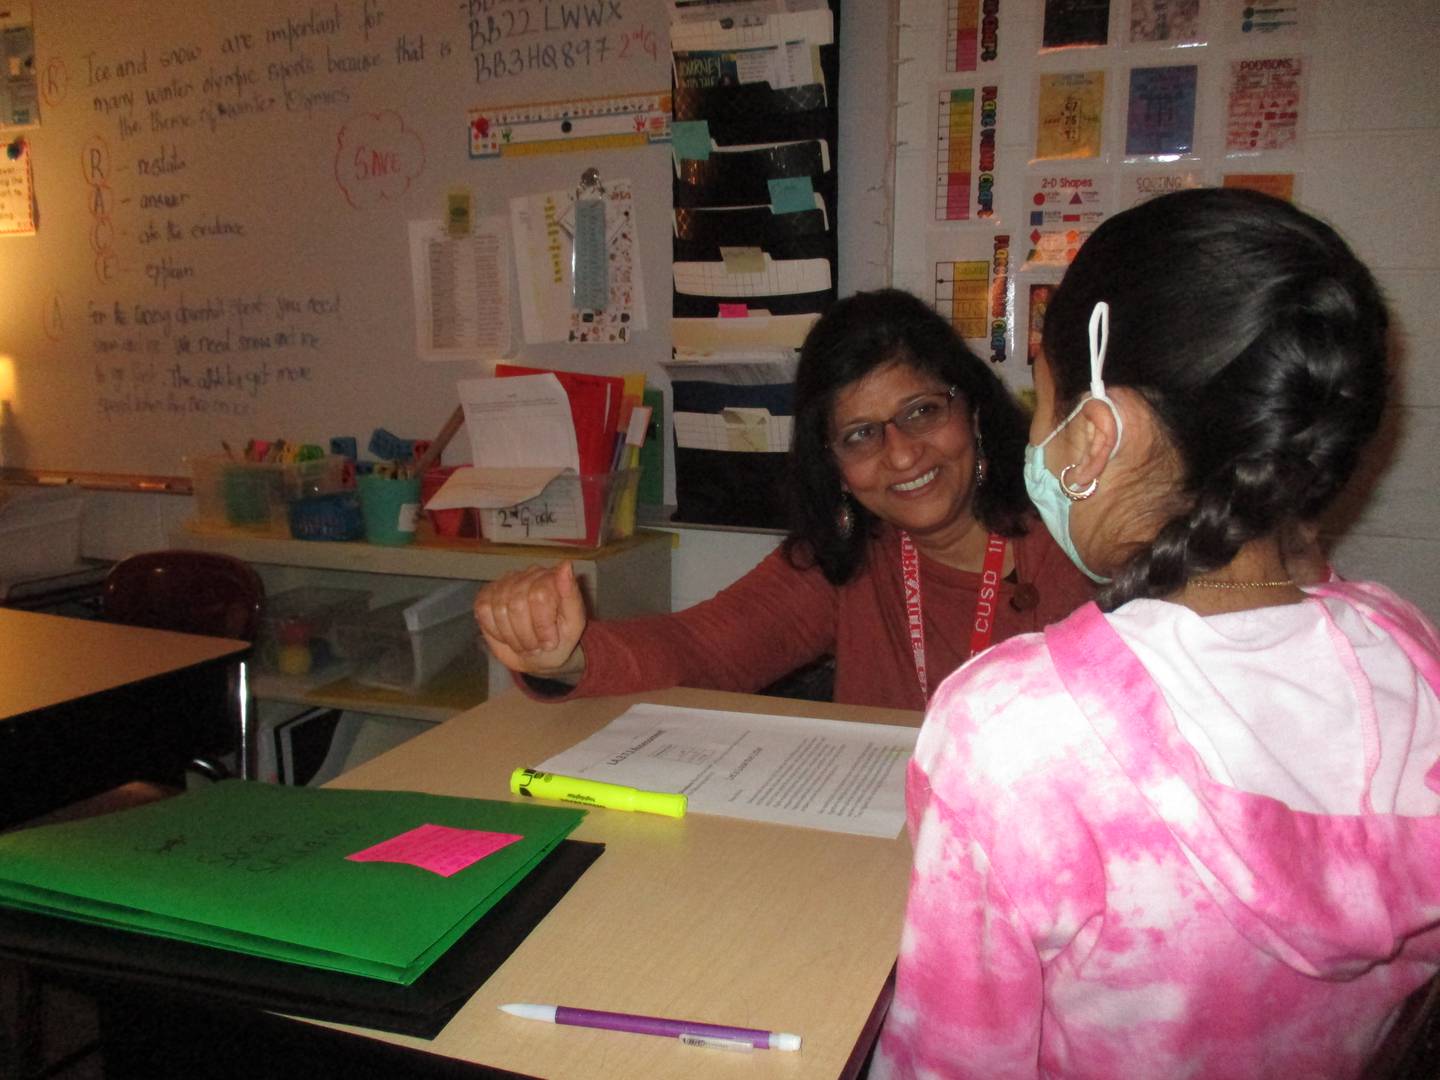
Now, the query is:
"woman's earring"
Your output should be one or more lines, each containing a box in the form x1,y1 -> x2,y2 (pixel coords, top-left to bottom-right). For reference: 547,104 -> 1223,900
836,493 -> 855,539
1059,464 -> 1098,502
973,457 -> 988,489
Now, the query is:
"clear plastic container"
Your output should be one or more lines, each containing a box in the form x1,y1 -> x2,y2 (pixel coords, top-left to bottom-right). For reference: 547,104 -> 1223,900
257,585 -> 371,676
188,454 -> 350,535
333,582 -> 480,691
477,468 -> 639,548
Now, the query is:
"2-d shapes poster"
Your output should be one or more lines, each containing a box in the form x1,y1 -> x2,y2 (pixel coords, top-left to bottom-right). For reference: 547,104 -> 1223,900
1024,173 -> 1109,267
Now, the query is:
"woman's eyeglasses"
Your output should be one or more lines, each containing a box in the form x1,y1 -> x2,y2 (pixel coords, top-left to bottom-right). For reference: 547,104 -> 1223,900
831,386 -> 960,464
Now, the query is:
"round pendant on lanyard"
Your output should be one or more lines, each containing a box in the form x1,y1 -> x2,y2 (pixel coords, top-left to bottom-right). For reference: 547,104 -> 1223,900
900,531 -> 1008,702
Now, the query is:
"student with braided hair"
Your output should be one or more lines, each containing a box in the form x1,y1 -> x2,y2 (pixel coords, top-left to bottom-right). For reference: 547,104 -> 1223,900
875,188 -> 1440,1079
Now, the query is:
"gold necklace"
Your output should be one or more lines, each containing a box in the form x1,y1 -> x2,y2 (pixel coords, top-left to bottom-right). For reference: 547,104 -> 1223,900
1189,577 -> 1296,590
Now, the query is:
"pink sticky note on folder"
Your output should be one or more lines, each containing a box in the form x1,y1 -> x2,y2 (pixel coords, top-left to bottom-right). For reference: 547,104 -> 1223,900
346,824 -> 523,878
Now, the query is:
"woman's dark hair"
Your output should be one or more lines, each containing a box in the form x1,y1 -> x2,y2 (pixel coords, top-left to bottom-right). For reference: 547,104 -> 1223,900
1040,187 -> 1389,610
784,287 -> 1032,584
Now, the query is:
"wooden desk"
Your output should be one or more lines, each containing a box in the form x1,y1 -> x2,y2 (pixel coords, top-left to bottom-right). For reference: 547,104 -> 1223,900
0,609 -> 249,827
318,687 -> 919,1080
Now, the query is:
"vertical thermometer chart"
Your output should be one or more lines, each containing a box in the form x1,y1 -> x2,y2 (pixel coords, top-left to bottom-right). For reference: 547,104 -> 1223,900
936,87 -> 975,221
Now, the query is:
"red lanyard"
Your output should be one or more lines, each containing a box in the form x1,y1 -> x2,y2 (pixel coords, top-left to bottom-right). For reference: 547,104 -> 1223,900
900,530 -> 1008,701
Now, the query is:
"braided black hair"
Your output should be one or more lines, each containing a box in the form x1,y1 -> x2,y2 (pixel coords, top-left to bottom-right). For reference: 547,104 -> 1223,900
1040,187 -> 1389,610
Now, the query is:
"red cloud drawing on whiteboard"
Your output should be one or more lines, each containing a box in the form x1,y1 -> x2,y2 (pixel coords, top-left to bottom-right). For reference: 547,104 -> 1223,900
334,111 -> 425,209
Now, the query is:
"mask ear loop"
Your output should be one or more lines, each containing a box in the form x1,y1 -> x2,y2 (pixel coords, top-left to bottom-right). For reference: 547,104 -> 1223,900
1087,301 -> 1124,461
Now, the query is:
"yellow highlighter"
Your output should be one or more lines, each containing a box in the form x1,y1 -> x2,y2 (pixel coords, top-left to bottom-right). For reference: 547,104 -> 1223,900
510,767 -> 687,819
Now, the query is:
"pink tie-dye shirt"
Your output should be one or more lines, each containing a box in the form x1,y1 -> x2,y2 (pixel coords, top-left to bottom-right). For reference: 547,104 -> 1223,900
874,581 -> 1440,1079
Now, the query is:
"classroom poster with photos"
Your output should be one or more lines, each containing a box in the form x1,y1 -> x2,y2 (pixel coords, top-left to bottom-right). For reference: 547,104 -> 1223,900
892,0 -> 1314,394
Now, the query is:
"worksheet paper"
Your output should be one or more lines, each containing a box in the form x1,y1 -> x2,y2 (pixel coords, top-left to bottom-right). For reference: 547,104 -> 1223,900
426,374 -> 581,513
538,704 -> 919,838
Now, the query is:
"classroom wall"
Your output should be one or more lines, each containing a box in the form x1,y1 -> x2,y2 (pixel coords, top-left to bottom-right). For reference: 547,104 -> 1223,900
888,0 -> 1440,623
0,0 -> 675,480
67,0 -> 895,608
66,2 -> 1440,629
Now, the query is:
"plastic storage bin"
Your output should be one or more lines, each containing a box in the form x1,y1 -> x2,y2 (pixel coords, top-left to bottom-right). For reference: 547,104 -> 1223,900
188,454 -> 350,535
334,581 -> 481,691
288,491 -> 365,542
477,469 -> 638,548
0,487 -> 88,582
257,585 -> 371,676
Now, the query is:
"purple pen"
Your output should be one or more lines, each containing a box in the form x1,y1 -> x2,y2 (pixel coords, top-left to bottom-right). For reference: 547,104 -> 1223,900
499,1003 -> 802,1052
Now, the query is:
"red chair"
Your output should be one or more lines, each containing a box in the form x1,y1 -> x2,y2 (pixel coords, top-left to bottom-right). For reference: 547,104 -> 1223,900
100,549 -> 265,782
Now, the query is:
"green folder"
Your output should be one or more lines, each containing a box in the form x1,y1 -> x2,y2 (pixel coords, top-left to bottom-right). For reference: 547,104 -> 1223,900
0,781 -> 584,985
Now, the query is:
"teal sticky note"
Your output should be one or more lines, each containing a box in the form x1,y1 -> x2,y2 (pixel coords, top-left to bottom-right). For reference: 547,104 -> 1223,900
671,120 -> 711,161
768,176 -> 815,214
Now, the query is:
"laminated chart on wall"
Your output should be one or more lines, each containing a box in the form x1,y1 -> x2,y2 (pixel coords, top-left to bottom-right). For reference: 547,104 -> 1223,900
467,92 -> 672,160
935,85 -> 1003,223
891,0 -> 1330,400
1125,64 -> 1199,159
944,0 -> 1004,73
510,178 -> 645,345
1224,55 -> 1305,156
930,230 -> 1015,374
1128,0 -> 1204,47
1034,70 -> 1107,163
1022,173 -> 1111,268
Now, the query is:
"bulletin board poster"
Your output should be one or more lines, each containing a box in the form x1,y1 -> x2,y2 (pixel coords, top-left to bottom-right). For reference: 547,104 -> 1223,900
1225,0 -> 1312,40
0,9 -> 38,128
1035,71 -> 1106,162
1129,0 -> 1203,45
1041,0 -> 1111,49
1225,56 -> 1305,154
1024,172 -> 1109,267
1126,65 -> 1198,157
0,139 -> 35,234
945,0 -> 1003,72
1222,171 -> 1296,201
1025,281 -> 1055,367
1120,168 -> 1203,207
930,231 -> 1014,369
935,85 -> 1002,222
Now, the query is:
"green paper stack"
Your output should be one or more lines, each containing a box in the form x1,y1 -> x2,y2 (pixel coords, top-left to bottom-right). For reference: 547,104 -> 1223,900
0,781 -> 585,985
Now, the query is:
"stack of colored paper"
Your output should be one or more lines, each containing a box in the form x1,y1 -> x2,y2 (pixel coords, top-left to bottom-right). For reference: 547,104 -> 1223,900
0,781 -> 585,985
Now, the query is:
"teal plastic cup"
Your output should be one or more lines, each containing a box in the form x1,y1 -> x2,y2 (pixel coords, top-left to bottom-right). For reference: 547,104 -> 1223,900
358,474 -> 422,546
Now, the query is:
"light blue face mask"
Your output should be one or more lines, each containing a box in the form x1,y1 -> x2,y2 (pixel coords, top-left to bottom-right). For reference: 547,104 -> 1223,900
1023,301 -> 1124,584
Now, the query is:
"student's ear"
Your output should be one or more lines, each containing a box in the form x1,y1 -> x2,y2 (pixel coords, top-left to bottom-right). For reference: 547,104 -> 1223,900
1065,394 -> 1124,488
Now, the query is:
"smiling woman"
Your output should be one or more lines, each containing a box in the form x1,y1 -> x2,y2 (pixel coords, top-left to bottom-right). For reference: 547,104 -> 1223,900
473,288 -> 1095,711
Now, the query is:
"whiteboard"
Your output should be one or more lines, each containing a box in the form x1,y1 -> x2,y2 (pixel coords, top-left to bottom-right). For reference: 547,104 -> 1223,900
0,0 -> 673,478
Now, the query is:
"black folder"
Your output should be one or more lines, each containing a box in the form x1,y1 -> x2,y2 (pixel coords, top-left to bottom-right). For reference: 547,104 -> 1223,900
0,838 -> 604,1039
